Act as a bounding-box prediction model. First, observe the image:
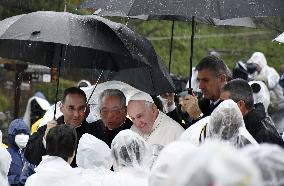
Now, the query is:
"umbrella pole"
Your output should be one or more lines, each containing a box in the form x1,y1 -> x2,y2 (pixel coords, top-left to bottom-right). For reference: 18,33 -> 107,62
53,45 -> 63,119
86,70 -> 104,105
188,16 -> 195,94
168,20 -> 175,73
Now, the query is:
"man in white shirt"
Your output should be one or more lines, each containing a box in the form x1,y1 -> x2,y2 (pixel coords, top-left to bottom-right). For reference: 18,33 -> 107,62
127,92 -> 184,146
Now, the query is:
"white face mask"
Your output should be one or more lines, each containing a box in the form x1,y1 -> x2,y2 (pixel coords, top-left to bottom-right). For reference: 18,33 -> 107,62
15,134 -> 29,149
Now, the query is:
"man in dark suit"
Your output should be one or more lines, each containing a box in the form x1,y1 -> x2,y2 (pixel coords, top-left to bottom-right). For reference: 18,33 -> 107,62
24,87 -> 105,167
182,55 -> 230,122
220,79 -> 284,147
94,89 -> 132,147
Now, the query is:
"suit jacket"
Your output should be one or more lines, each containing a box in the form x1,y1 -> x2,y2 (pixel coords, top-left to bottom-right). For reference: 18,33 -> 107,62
93,118 -> 133,147
24,116 -> 105,167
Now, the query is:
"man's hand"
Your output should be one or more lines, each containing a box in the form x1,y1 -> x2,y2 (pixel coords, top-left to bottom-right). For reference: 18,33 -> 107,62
44,120 -> 57,139
181,95 -> 202,120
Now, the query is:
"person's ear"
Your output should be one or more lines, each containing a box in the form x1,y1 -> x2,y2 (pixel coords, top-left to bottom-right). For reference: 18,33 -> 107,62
219,74 -> 227,83
151,103 -> 158,113
59,102 -> 64,113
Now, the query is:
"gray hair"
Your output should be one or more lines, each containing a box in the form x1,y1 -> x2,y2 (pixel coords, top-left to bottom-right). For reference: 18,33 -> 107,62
222,79 -> 254,110
98,89 -> 126,107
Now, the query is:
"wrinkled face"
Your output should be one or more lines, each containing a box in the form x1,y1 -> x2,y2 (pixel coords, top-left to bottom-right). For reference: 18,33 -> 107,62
60,93 -> 87,127
197,69 -> 225,101
127,100 -> 157,134
100,96 -> 127,130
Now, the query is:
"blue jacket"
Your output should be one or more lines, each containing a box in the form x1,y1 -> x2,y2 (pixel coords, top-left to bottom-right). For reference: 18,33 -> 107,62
7,119 -> 29,186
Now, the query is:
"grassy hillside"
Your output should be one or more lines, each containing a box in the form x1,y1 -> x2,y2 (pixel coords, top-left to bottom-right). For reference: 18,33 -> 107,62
128,19 -> 284,77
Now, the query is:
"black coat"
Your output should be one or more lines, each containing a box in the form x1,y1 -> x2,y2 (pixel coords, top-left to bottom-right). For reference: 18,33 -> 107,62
24,116 -> 105,167
244,109 -> 284,147
93,118 -> 133,147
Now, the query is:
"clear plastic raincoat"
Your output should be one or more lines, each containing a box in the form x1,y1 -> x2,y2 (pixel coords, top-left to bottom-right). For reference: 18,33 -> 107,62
25,155 -> 90,186
102,129 -> 151,186
149,141 -> 197,186
241,144 -> 284,186
176,140 -> 263,186
247,52 -> 284,106
207,99 -> 258,148
75,133 -> 112,186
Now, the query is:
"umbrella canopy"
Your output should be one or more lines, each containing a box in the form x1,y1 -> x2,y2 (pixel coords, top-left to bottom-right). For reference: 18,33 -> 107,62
82,0 -> 284,19
0,11 -> 152,70
82,0 -> 283,89
273,32 -> 284,43
93,55 -> 175,95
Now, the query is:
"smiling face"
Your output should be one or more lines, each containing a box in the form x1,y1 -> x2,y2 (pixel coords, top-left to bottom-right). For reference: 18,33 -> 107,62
127,100 -> 158,134
100,95 -> 127,130
60,93 -> 87,127
197,69 -> 226,101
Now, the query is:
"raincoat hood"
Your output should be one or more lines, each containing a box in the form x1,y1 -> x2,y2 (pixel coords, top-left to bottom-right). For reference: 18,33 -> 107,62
149,141 -> 197,186
23,94 -> 50,128
247,52 -> 267,70
176,140 -> 263,186
26,155 -> 89,186
111,129 -> 151,171
0,145 -> 11,186
241,144 -> 284,186
8,119 -> 29,149
208,99 -> 257,147
208,99 -> 244,141
76,133 -> 112,170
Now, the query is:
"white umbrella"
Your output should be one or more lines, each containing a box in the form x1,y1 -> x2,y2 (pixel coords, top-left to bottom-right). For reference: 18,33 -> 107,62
273,32 -> 284,43
39,81 -> 141,127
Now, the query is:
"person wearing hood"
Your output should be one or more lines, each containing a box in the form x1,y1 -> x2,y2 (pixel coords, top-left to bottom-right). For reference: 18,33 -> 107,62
102,130 -> 151,186
23,91 -> 50,129
25,124 -> 90,186
75,133 -> 112,186
207,99 -> 258,148
7,119 -> 29,186
221,79 -> 284,147
241,144 -> 284,186
247,52 -> 284,110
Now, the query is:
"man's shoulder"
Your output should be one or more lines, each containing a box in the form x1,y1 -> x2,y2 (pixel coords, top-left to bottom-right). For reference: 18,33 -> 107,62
158,111 -> 184,131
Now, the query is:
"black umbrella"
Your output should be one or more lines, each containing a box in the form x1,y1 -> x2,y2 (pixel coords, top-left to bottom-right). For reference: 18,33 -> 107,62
82,0 -> 284,19
97,54 -> 176,95
81,0 -> 283,90
0,11 -> 157,117
0,11 -> 151,70
93,9 -> 256,73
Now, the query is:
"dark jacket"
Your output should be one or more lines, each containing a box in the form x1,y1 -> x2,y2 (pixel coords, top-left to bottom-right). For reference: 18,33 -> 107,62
7,119 -> 29,186
244,109 -> 284,147
93,118 -> 132,147
24,116 -> 105,167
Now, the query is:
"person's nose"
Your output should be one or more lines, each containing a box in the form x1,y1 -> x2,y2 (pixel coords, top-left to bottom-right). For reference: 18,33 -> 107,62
73,109 -> 80,117
199,81 -> 205,89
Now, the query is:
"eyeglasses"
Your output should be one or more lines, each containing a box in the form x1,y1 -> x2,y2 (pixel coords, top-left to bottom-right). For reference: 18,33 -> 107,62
100,107 -> 124,116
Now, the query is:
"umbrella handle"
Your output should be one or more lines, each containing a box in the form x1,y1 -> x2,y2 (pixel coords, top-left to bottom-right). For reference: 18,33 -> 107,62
53,45 -> 63,120
188,16 -> 195,90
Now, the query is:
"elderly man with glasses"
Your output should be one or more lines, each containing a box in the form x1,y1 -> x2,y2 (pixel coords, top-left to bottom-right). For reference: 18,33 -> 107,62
24,87 -> 105,167
94,89 -> 133,147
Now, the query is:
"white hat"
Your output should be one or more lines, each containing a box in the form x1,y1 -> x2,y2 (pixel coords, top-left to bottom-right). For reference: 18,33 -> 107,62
129,91 -> 154,103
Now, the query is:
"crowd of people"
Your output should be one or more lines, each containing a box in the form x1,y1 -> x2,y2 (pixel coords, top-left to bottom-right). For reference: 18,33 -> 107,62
1,51 -> 284,186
